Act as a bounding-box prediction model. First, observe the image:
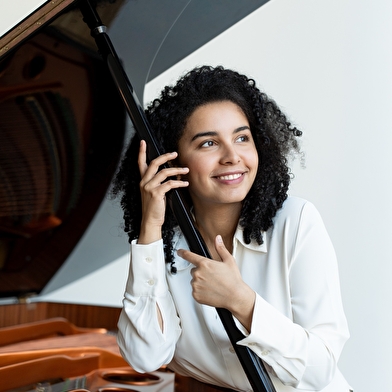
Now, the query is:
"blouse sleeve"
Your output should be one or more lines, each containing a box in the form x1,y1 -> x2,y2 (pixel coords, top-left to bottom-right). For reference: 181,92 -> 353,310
117,239 -> 181,373
237,201 -> 350,390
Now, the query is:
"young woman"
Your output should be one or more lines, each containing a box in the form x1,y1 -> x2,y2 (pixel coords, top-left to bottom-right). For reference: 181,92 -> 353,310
113,66 -> 352,391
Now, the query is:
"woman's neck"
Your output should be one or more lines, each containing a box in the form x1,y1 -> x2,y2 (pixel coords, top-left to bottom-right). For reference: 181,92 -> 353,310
193,203 -> 241,255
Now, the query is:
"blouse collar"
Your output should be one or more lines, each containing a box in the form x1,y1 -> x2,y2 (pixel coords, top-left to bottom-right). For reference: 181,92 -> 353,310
233,225 -> 268,253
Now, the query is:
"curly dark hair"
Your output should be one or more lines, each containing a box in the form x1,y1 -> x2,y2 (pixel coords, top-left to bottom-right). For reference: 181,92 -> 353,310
111,65 -> 302,272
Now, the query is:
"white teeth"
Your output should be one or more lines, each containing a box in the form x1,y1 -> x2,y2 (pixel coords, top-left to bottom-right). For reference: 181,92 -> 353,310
217,173 -> 242,180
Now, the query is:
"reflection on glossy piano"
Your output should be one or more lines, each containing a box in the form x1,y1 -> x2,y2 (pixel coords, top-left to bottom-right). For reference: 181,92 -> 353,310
0,0 -> 127,298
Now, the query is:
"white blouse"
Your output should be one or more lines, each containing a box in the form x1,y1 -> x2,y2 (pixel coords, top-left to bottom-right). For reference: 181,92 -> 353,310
117,197 -> 352,391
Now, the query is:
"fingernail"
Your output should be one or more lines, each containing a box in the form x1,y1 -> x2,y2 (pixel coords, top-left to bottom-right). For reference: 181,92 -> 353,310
217,235 -> 223,243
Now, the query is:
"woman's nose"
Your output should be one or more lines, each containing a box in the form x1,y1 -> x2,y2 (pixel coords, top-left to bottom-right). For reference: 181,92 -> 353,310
219,144 -> 241,165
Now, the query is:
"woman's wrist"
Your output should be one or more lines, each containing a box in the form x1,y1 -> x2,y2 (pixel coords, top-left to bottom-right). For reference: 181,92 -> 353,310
229,285 -> 256,332
138,221 -> 162,244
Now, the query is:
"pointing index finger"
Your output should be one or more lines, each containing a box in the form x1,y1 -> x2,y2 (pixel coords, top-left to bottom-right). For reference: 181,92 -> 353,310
177,249 -> 205,267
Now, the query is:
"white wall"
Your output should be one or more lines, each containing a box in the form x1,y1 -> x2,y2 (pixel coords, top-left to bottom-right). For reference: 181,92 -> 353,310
143,1 -> 392,391
0,0 -> 47,37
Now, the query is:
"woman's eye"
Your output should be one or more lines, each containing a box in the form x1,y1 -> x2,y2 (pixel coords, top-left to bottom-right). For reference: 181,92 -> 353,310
236,135 -> 249,143
201,140 -> 215,148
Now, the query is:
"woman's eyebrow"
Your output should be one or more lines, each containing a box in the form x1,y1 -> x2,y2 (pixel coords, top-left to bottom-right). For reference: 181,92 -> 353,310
191,131 -> 217,142
234,126 -> 251,133
190,126 -> 250,142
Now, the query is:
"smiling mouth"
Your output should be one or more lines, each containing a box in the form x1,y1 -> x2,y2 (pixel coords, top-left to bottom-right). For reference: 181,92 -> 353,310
216,173 -> 243,180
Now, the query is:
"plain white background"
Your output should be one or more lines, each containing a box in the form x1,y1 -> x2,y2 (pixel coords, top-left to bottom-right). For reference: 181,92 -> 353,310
38,0 -> 392,390
0,0 -> 47,37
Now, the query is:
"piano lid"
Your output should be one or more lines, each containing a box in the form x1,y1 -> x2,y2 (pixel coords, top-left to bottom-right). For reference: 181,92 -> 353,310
0,6 -> 127,299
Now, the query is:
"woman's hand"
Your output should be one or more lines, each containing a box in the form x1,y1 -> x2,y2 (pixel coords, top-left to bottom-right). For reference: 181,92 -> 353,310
177,235 -> 256,332
138,140 -> 189,244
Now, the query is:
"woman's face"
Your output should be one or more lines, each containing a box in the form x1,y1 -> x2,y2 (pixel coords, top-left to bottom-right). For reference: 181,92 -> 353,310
177,100 -> 259,210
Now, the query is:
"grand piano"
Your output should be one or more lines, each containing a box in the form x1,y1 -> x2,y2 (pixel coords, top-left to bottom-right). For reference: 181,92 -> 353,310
0,1 -> 269,391
0,1 -> 135,390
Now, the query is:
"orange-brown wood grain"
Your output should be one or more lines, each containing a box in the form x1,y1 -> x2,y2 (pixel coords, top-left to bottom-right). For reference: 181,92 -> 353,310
0,302 -> 121,330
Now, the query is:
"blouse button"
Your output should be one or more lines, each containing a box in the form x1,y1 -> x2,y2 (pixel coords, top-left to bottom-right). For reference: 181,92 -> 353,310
145,257 -> 152,263
147,279 -> 155,286
229,346 -> 235,353
261,350 -> 269,356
